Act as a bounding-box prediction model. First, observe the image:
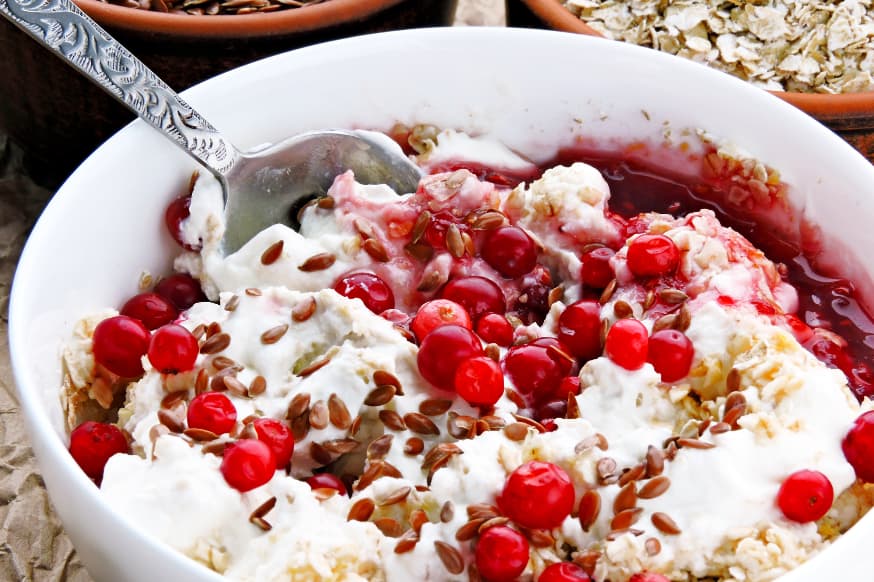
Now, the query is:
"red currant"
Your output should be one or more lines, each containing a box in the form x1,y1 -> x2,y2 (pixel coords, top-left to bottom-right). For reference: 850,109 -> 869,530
417,324 -> 484,389
69,421 -> 129,483
148,324 -> 198,374
333,272 -> 395,314
92,315 -> 150,378
253,418 -> 295,470
411,299 -> 472,341
776,469 -> 833,523
120,292 -> 178,330
499,461 -> 575,529
626,234 -> 680,278
539,562 -> 592,582
604,319 -> 648,370
476,313 -> 514,346
629,574 -> 670,582
187,392 -> 237,435
843,411 -> 874,482
504,341 -> 573,398
164,195 -> 201,252
306,473 -> 348,495
580,247 -> 615,289
557,300 -> 602,361
475,526 -> 529,582
647,329 -> 694,383
454,356 -> 504,406
482,226 -> 537,278
154,273 -> 207,311
220,439 -> 275,492
440,276 -> 506,320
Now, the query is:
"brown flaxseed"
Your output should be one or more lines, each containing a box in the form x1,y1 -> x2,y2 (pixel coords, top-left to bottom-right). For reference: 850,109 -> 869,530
652,512 -> 682,535
367,434 -> 394,460
411,210 -> 431,244
378,485 -> 412,507
298,252 -> 336,272
379,409 -> 408,432
404,412 -> 440,436
363,238 -> 390,262
200,332 -> 230,354
440,501 -> 455,523
646,445 -> 665,477
292,296 -> 317,322
404,437 -> 425,455
374,517 -> 403,538
347,498 -> 375,522
434,541 -> 465,575
298,357 -> 331,377
419,398 -> 453,417
260,240 -> 284,265
365,384 -> 396,407
503,422 -> 529,442
327,393 -> 351,429
578,490 -> 601,532
639,475 -> 671,499
645,537 -> 662,556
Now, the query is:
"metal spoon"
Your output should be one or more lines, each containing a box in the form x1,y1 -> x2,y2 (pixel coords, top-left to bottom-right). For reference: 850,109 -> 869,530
0,0 -> 422,255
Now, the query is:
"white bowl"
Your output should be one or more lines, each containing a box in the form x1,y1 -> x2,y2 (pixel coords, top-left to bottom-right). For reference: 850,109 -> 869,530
10,27 -> 874,581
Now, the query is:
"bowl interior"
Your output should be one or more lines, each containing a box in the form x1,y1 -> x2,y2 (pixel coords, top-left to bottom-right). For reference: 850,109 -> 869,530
11,27 -> 874,580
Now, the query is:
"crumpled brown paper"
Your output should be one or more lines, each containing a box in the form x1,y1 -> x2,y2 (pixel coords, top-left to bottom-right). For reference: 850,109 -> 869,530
0,2 -> 505,580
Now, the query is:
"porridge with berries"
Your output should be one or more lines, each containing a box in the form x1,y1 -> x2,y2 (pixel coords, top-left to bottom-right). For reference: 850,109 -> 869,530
61,127 -> 874,582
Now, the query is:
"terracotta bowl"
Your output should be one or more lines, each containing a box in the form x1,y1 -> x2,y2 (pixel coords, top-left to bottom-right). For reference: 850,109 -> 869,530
0,0 -> 457,187
508,0 -> 874,163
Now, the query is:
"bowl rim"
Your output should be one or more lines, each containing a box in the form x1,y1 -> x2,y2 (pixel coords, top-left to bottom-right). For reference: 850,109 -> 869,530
517,0 -> 874,117
74,0 -> 408,38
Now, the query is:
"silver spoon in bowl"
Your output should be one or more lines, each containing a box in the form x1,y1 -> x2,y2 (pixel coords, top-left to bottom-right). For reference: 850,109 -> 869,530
0,0 -> 422,255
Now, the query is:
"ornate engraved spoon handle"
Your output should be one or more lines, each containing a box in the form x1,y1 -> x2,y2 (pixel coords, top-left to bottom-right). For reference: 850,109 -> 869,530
0,0 -> 240,177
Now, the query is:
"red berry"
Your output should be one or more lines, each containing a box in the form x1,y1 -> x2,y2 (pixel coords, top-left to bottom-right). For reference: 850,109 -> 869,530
165,195 -> 200,251
504,341 -> 573,398
411,299 -> 472,341
557,300 -> 602,361
454,356 -> 504,406
843,411 -> 874,482
69,421 -> 129,483
440,276 -> 506,320
604,319 -> 649,370
424,210 -> 464,250
333,272 -> 395,314
306,473 -> 347,495
482,226 -> 537,278
92,315 -> 150,378
120,292 -> 178,330
626,234 -> 680,278
553,376 -> 581,400
535,399 -> 568,423
580,247 -> 615,289
539,562 -> 592,582
499,461 -> 575,529
187,392 -> 237,435
154,273 -> 207,311
647,329 -> 694,382
776,469 -> 833,523
220,439 -> 275,492
253,418 -> 295,470
476,313 -> 514,346
417,325 -> 484,389
475,526 -> 529,582
148,324 -> 198,374
629,574 -> 670,582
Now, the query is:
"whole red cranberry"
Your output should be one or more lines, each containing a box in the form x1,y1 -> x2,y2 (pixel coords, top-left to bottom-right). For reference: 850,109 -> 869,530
499,461 -> 575,529
69,421 -> 130,483
417,324 -> 484,389
333,272 -> 395,314
482,226 -> 537,278
604,318 -> 649,370
440,276 -> 506,320
776,469 -> 833,523
580,247 -> 615,289
476,313 -> 515,347
475,526 -> 529,582
557,300 -> 602,361
92,315 -> 150,378
154,273 -> 207,311
626,234 -> 680,278
253,418 -> 295,470
504,342 -> 573,399
187,392 -> 237,435
647,329 -> 694,383
539,562 -> 592,582
454,356 -> 504,407
164,195 -> 201,251
306,473 -> 347,495
843,410 -> 874,482
120,292 -> 178,330
411,299 -> 472,341
220,439 -> 275,492
148,324 -> 198,374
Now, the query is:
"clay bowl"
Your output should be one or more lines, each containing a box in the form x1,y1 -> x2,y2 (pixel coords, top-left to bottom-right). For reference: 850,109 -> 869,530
0,0 -> 457,187
508,0 -> 874,163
